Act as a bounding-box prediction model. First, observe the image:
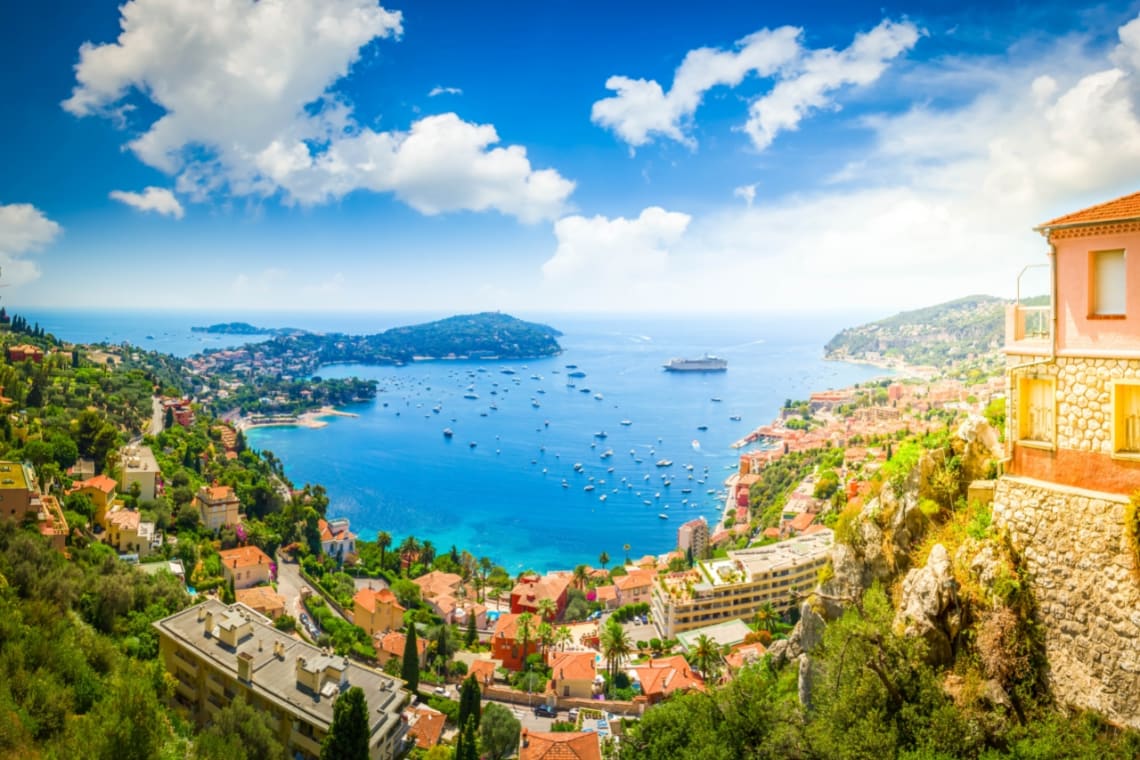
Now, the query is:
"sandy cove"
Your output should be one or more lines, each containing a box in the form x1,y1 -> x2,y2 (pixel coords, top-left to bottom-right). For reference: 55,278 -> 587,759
237,406 -> 358,432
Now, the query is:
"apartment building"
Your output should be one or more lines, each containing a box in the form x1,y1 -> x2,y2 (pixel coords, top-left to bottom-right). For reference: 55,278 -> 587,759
155,600 -> 411,760
651,530 -> 833,638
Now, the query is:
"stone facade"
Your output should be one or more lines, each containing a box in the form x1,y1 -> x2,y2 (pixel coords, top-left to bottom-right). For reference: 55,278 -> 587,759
993,476 -> 1140,728
1006,354 -> 1140,494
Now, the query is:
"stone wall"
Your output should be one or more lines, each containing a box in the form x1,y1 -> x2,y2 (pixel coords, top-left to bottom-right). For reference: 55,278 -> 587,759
993,476 -> 1140,728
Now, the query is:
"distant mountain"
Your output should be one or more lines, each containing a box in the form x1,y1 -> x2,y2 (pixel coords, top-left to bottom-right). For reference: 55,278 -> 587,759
824,295 -> 1011,373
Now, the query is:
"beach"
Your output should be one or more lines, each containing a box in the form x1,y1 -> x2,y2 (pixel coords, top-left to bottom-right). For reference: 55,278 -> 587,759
237,406 -> 359,432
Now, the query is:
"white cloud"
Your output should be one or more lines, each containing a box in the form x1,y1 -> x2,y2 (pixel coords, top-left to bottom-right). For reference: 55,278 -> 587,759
109,186 -> 185,218
743,20 -> 921,150
63,0 -> 573,221
591,19 -> 917,152
540,207 -> 690,306
733,184 -> 756,207
428,86 -> 463,97
591,26 -> 800,149
0,203 -> 62,287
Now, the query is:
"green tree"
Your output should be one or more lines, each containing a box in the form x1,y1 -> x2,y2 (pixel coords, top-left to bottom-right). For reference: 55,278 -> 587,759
376,530 -> 392,567
598,551 -> 609,571
753,602 -> 780,634
402,625 -> 420,693
195,695 -> 288,760
536,596 -> 557,622
600,617 -> 632,695
573,563 -> 589,591
515,612 -> 534,666
430,623 -> 455,678
455,716 -> 479,760
321,686 -> 370,760
465,613 -> 478,648
458,675 -> 482,731
686,633 -> 724,682
479,703 -> 520,760
555,625 -> 573,651
391,578 -> 421,608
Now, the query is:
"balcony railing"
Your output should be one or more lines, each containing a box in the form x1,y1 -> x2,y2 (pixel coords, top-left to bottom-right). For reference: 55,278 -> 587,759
1006,304 -> 1052,348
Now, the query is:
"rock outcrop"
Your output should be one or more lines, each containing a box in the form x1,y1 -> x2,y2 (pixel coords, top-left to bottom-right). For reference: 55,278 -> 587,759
893,544 -> 963,665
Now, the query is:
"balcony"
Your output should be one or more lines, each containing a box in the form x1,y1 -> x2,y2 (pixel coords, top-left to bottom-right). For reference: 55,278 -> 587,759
1005,303 -> 1052,353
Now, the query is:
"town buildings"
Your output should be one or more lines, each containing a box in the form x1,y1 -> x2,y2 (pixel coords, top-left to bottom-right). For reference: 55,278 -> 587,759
510,572 -> 571,620
491,613 -> 539,671
519,730 -> 601,760
218,545 -> 272,590
194,484 -> 240,533
318,517 -> 357,562
0,461 -> 68,550
118,443 -> 160,501
651,530 -> 833,638
69,473 -> 118,526
546,650 -> 597,700
154,599 -> 411,760
630,655 -> 704,705
353,587 -> 406,636
105,508 -> 159,557
677,516 -> 709,560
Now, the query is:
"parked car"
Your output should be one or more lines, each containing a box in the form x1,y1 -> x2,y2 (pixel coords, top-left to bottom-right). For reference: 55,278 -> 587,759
587,610 -> 601,621
534,704 -> 557,719
433,686 -> 449,696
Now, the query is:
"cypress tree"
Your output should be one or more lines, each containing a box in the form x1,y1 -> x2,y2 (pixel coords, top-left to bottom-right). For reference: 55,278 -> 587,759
321,686 -> 370,760
401,625 -> 420,693
465,613 -> 477,648
457,675 -> 482,731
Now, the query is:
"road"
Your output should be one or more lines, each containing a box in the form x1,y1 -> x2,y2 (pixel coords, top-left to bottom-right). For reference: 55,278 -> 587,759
273,552 -> 351,627
148,396 -> 164,436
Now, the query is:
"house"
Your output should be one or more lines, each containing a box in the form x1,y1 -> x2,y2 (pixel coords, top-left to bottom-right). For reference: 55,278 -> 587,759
593,584 -> 618,610
518,730 -> 601,760
104,508 -> 159,557
454,602 -> 487,631
353,587 -> 406,636
781,510 -> 816,538
724,641 -> 768,674
0,461 -> 36,521
154,600 -> 411,760
546,650 -> 596,700
1000,190 -> 1140,725
405,705 -> 446,750
510,573 -> 571,620
614,569 -> 654,607
218,545 -> 272,590
194,484 -> 240,533
677,517 -> 709,560
318,517 -> 357,562
467,658 -> 497,688
235,586 -> 286,620
119,444 -> 160,501
7,344 -> 43,364
374,630 -> 427,670
490,613 -> 539,672
36,494 -> 69,551
69,473 -> 118,527
412,570 -> 464,622
631,655 -> 704,705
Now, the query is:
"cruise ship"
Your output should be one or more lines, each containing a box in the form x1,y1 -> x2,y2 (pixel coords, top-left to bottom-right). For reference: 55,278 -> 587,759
663,354 -> 727,372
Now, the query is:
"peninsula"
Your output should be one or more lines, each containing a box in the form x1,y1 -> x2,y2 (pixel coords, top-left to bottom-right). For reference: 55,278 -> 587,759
190,321 -> 299,336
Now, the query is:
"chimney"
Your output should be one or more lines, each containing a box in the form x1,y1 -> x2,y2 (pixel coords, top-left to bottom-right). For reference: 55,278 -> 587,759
521,728 -> 528,748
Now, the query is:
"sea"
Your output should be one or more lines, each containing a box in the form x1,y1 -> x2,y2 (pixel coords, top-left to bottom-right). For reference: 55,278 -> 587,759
23,308 -> 888,573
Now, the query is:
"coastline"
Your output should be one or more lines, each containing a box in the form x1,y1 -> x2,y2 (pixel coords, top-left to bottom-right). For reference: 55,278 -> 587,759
236,405 -> 358,432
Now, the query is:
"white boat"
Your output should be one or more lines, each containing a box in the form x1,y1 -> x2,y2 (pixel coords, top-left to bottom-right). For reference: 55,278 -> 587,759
663,355 -> 727,372
620,419 -> 632,426
658,513 -> 669,519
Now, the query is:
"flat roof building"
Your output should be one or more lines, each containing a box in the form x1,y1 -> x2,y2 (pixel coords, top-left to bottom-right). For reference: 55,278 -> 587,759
155,599 -> 411,760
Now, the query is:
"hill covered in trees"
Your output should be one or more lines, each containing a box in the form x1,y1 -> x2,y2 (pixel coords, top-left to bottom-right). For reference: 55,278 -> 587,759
824,295 -> 1012,375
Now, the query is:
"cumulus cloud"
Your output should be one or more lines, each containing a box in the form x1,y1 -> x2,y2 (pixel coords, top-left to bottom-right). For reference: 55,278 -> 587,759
109,186 -> 185,218
541,207 -> 690,306
591,19 -> 917,152
744,20 -> 921,150
63,0 -> 572,221
733,184 -> 757,207
428,86 -> 463,97
0,203 -> 62,286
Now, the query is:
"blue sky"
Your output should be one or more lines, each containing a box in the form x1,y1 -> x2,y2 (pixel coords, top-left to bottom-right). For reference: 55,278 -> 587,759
2,0 -> 1140,314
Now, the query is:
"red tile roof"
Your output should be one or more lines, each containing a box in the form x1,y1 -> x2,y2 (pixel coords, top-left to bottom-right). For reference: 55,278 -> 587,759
407,706 -> 446,749
72,474 -> 117,495
547,650 -> 596,681
376,630 -> 425,659
468,659 -> 497,685
632,655 -> 704,699
353,587 -> 402,615
1037,190 -> 1140,229
519,730 -> 601,760
218,545 -> 270,569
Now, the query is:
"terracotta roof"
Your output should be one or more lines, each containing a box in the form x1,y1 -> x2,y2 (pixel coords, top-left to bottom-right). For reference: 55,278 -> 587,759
632,655 -> 704,699
199,485 -> 237,502
614,570 -> 653,591
407,706 -> 446,749
787,512 -> 816,533
725,641 -> 768,671
511,573 -> 572,610
413,570 -> 462,599
218,545 -> 271,569
72,474 -> 117,495
468,659 -> 497,684
1037,189 -> 1140,229
376,630 -> 425,659
547,650 -> 596,681
494,612 -> 537,641
105,508 -> 140,530
235,586 -> 285,615
353,587 -> 403,615
519,730 -> 601,760
593,585 -> 617,602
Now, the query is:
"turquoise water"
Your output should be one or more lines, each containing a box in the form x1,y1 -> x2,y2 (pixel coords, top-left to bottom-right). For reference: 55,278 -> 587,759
21,308 -> 885,573
241,315 -> 885,572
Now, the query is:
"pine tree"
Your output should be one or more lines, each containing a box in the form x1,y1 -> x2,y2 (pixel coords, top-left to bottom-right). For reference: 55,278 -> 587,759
458,675 -> 481,731
455,716 -> 478,760
321,686 -> 370,760
402,625 -> 420,693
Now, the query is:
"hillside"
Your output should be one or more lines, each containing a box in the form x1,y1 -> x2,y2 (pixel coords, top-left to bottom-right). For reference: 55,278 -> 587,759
256,311 -> 563,368
824,295 -> 1009,374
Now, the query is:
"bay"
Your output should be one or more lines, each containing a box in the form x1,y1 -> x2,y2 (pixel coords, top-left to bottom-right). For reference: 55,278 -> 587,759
21,308 -> 886,573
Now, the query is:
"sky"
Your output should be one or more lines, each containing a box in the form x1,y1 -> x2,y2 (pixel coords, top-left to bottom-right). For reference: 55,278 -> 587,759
2,0 -> 1140,316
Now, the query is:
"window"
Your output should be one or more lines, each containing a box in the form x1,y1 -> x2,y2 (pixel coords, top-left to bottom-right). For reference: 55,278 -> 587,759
1113,382 -> 1140,455
1091,249 -> 1126,316
1017,376 -> 1055,445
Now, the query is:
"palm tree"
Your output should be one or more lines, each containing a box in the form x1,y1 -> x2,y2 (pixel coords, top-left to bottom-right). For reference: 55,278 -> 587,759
376,531 -> 392,567
598,551 -> 610,571
573,564 -> 589,591
536,597 -> 557,623
536,622 -> 553,658
554,625 -> 572,652
599,618 -> 632,695
421,540 -> 437,567
515,613 -> 534,664
479,556 -> 493,602
623,543 -> 631,564
398,535 -> 420,570
753,602 -> 779,634
686,633 -> 723,682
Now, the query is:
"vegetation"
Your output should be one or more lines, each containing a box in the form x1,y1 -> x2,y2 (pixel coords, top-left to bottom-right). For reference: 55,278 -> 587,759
321,686 -> 370,760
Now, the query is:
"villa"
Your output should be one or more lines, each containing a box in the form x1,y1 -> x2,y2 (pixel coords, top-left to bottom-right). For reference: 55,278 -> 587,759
353,587 -> 406,636
194,484 -> 240,533
510,572 -> 571,620
491,613 -> 539,671
218,545 -> 272,590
